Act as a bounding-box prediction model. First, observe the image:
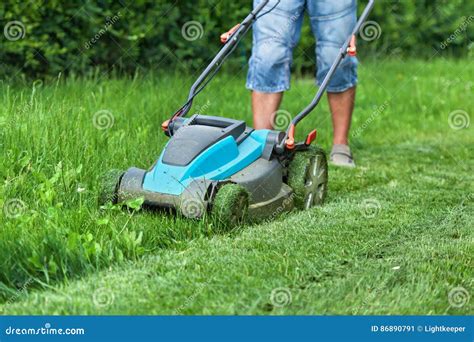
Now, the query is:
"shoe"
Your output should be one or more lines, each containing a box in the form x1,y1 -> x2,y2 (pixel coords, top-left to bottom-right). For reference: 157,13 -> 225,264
330,144 -> 356,168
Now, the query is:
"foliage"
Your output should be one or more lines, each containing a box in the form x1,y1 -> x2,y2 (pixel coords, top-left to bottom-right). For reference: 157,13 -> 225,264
0,0 -> 473,78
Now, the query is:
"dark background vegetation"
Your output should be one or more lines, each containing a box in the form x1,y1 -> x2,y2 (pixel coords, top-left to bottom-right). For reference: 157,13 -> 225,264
0,0 -> 473,78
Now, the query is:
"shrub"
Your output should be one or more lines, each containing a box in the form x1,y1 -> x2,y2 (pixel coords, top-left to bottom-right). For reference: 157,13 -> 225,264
0,0 -> 472,78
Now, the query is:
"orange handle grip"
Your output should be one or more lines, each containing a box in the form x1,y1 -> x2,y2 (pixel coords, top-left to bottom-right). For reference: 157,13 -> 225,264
347,35 -> 357,56
220,24 -> 240,44
285,124 -> 295,150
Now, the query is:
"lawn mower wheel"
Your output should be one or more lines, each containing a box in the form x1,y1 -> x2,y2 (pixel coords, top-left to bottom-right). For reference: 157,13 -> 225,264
287,146 -> 328,210
98,169 -> 124,205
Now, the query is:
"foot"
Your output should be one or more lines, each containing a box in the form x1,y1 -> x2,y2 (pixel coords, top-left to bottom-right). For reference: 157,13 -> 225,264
330,144 -> 356,168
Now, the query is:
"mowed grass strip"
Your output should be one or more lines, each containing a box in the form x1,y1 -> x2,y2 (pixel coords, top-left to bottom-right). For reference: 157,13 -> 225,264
0,59 -> 473,313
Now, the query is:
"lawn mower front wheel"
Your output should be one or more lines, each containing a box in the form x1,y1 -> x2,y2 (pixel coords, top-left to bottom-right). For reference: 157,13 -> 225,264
287,146 -> 328,210
211,183 -> 249,228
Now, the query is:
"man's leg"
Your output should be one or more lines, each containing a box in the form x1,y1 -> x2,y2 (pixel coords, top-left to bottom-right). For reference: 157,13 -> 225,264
307,0 -> 358,167
252,91 -> 283,130
246,0 -> 305,129
328,86 -> 356,145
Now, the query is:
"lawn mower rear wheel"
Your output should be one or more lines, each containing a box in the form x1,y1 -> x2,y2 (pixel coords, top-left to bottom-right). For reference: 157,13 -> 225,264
287,146 -> 328,210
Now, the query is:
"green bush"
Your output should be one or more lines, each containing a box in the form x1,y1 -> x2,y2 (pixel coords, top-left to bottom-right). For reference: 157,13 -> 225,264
0,0 -> 472,78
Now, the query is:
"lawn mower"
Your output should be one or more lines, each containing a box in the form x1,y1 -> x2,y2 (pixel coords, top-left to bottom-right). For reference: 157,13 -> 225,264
99,0 -> 375,225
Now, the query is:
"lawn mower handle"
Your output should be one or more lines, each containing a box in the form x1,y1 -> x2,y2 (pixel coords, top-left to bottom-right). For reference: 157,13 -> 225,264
275,0 -> 376,154
168,0 -> 272,125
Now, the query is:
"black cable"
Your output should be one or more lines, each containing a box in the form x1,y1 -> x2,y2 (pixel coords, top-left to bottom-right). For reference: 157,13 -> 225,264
171,35 -> 240,119
256,0 -> 280,19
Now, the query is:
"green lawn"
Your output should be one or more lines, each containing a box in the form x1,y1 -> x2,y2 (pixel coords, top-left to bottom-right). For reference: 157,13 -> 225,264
0,59 -> 473,314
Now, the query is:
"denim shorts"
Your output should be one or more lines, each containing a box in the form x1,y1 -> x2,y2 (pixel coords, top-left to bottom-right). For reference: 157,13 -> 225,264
247,0 -> 358,93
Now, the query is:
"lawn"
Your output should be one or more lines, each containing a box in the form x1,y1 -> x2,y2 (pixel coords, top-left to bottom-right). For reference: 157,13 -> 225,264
0,58 -> 472,315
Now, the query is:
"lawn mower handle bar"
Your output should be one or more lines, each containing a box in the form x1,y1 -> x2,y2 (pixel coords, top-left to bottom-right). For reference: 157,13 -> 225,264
176,0 -> 271,119
276,0 -> 375,153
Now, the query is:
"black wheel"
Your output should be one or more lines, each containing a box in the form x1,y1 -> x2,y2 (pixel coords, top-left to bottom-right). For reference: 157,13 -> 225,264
287,146 -> 328,210
211,183 -> 249,228
98,169 -> 124,205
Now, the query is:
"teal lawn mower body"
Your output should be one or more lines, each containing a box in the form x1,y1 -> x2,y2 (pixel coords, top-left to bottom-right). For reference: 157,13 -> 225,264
99,0 -> 376,224
113,114 -> 291,221
143,123 -> 271,197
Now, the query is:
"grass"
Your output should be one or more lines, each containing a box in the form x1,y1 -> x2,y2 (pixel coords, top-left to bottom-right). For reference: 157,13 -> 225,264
0,58 -> 473,315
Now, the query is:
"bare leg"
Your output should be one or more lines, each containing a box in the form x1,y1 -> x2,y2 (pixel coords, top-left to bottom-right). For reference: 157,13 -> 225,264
252,91 -> 284,130
327,86 -> 356,167
327,86 -> 356,145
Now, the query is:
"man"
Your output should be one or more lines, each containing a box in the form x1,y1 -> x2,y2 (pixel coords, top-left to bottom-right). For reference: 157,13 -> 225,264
247,0 -> 358,167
